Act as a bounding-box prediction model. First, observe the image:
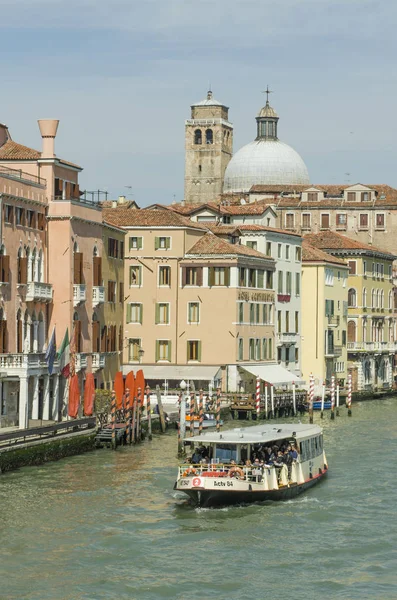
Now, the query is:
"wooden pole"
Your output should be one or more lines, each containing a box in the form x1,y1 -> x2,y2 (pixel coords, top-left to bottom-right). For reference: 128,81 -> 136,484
179,391 -> 187,456
132,396 -> 137,444
270,385 -> 275,419
256,376 -> 261,420
309,373 -> 314,424
111,390 -> 116,450
330,375 -> 335,420
347,372 -> 352,416
189,392 -> 195,437
216,387 -> 221,432
199,388 -> 204,436
264,384 -> 268,419
177,392 -> 183,455
292,381 -> 296,416
156,384 -> 166,433
336,383 -> 340,416
321,382 -> 325,419
125,387 -> 131,444
146,385 -> 152,440
136,387 -> 141,442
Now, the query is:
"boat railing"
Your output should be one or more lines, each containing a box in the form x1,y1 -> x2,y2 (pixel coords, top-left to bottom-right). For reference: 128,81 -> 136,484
178,461 -> 303,487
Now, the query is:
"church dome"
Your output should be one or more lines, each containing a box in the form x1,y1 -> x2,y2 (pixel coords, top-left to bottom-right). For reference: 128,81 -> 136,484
223,96 -> 310,193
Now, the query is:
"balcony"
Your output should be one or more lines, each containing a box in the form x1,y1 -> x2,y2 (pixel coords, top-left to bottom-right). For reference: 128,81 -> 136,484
327,315 -> 340,327
347,341 -> 397,353
277,332 -> 298,345
92,352 -> 105,371
73,284 -> 86,307
26,282 -> 53,303
75,353 -> 88,372
92,286 -> 105,307
277,294 -> 291,303
0,353 -> 59,374
325,345 -> 343,358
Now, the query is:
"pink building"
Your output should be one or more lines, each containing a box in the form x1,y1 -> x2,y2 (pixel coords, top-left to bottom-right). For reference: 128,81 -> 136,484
0,119 -> 114,428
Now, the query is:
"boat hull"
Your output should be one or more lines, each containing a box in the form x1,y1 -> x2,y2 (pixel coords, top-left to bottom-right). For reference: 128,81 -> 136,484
175,469 -> 328,508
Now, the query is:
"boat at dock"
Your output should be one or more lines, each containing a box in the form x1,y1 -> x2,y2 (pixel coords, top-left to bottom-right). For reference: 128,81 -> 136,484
174,423 -> 328,508
185,414 -> 223,429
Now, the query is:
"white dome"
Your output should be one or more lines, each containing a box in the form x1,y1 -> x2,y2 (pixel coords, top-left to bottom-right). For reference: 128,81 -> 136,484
223,139 -> 310,193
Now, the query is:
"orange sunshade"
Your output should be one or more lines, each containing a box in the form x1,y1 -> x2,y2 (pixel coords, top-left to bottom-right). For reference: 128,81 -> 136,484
83,372 -> 95,416
68,374 -> 80,419
114,371 -> 124,409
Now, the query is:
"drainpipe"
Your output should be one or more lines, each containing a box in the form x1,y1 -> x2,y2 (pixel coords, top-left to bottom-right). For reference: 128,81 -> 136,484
0,193 -> 3,243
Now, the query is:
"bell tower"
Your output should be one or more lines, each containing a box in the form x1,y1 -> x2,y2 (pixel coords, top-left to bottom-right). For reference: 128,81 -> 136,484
184,90 -> 233,205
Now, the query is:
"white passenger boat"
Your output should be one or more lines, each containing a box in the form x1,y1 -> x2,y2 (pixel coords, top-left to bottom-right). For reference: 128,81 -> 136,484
185,414 -> 223,429
174,423 -> 328,508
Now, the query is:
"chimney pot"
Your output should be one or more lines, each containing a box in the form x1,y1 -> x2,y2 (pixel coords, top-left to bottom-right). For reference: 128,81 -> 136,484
38,119 -> 59,158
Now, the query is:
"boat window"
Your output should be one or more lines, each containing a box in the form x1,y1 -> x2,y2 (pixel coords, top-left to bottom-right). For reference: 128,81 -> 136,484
215,443 -> 237,462
319,435 -> 323,451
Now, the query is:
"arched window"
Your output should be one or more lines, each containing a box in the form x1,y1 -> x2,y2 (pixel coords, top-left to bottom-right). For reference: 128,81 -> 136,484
362,318 -> 367,342
348,288 -> 356,307
205,129 -> 213,144
347,320 -> 356,343
16,309 -> 23,353
73,311 -> 82,353
194,129 -> 202,145
23,310 -> 30,353
92,312 -> 100,353
0,308 -> 7,353
389,290 -> 393,309
376,289 -> 380,308
38,311 -> 45,352
389,321 -> 394,342
37,250 -> 43,283
371,289 -> 376,308
380,290 -> 384,309
362,288 -> 367,308
30,311 -> 37,353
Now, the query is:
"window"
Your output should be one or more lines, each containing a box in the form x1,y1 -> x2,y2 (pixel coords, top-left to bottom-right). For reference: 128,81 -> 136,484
16,207 -> 25,226
277,243 -> 282,258
127,303 -> 143,324
155,236 -> 171,250
262,338 -> 267,360
257,270 -> 264,288
295,247 -> 301,262
249,339 -> 255,360
295,348 -> 299,363
238,302 -> 244,323
278,271 -> 283,294
348,261 -> 356,275
156,303 -> 170,324
4,205 -> 13,224
362,288 -> 367,308
129,339 -> 141,361
119,282 -> 124,303
130,265 -> 142,286
302,214 -> 311,229
27,210 -> 36,228
359,214 -> 369,229
348,288 -> 357,307
286,245 -> 290,260
336,213 -> 347,229
37,213 -> 45,231
205,129 -> 213,144
308,192 -> 318,202
325,299 -> 335,316
0,253 -> 10,283
268,338 -> 273,360
194,129 -> 202,144
188,302 -> 200,324
285,213 -> 295,229
277,311 -> 282,332
183,266 -> 203,286
266,242 -> 272,256
239,267 -> 246,287
320,214 -> 330,229
266,271 -> 273,289
361,191 -> 370,201
187,340 -> 201,361
250,303 -> 255,324
389,290 -> 393,310
238,338 -> 244,361
255,339 -> 261,360
363,261 -> 367,276
108,237 -> 119,258
285,311 -> 290,333
108,280 -> 116,302
159,266 -> 171,286
73,251 -> 83,284
295,272 -> 300,296
249,269 -> 256,288
156,340 -> 171,361
375,214 -> 385,229
295,311 -> 299,333
209,267 -> 229,286
347,192 -> 356,202
246,241 -> 257,250
286,272 -> 292,294
325,268 -> 334,286
129,236 -> 143,250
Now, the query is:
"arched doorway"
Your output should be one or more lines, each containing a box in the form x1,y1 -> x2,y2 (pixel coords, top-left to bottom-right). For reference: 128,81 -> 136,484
347,320 -> 356,343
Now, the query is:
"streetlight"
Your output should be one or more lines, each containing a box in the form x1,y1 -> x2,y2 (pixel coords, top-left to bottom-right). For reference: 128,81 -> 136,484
138,347 -> 144,363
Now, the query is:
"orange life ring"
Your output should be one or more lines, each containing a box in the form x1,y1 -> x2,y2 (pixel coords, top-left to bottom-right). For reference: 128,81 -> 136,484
228,466 -> 245,480
182,468 -> 197,477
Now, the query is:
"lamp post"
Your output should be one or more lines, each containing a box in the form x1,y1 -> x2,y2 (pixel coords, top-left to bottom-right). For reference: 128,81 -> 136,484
138,347 -> 144,364
179,380 -> 187,455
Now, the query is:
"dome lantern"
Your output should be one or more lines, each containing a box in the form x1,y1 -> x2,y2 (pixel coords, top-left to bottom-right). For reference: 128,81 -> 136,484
256,87 -> 279,140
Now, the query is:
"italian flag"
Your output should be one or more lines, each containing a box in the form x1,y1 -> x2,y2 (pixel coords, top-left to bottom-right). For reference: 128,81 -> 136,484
58,329 -> 70,378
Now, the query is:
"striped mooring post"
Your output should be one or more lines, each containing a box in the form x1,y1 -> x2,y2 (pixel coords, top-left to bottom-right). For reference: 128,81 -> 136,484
190,392 -> 195,437
198,389 -> 204,436
264,384 -> 268,419
320,382 -> 325,419
270,384 -> 275,419
178,391 -> 186,456
132,395 -> 137,444
216,387 -> 221,432
136,387 -> 142,442
125,387 -> 131,444
146,385 -> 152,440
111,390 -> 116,450
256,376 -> 261,419
292,381 -> 296,417
347,372 -> 352,416
309,373 -> 314,424
336,384 -> 340,417
330,375 -> 335,420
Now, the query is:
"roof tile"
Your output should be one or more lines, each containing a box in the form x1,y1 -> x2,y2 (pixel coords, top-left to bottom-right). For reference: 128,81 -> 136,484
102,208 -> 207,230
187,232 -> 274,260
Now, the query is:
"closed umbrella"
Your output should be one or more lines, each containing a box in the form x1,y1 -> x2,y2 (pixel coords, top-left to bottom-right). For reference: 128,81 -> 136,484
135,369 -> 146,406
114,371 -> 124,409
125,370 -> 135,401
68,374 -> 80,418
83,372 -> 95,416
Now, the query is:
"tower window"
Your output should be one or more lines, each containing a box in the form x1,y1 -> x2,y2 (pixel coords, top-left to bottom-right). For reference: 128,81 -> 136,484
206,129 -> 213,144
198,165 -> 202,173
194,129 -> 202,145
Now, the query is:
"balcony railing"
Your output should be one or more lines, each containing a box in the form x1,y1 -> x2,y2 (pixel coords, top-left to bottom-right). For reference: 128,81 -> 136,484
92,353 -> 105,371
327,315 -> 340,327
325,345 -> 343,357
26,282 -> 53,303
0,353 -> 59,372
73,284 -> 86,307
277,332 -> 298,345
75,353 -> 88,372
347,341 -> 397,352
92,286 -> 105,307
277,294 -> 291,303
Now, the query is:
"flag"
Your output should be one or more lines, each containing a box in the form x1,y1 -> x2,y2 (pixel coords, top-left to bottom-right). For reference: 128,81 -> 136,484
57,329 -> 70,378
44,326 -> 56,375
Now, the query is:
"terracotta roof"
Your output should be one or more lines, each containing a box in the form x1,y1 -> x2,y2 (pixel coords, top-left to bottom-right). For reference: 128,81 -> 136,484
186,232 -> 274,260
102,208 -> 207,230
236,224 -> 302,238
250,184 -> 308,194
101,200 -> 140,209
168,200 -> 272,216
203,223 -> 239,235
0,140 -> 40,160
304,231 -> 396,258
302,241 -> 347,266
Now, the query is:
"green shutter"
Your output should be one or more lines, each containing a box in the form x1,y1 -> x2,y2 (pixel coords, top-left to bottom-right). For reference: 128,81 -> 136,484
168,340 -> 172,361
209,267 -> 214,287
139,304 -> 143,324
155,340 -> 160,361
258,270 -> 264,288
155,237 -> 160,250
138,237 -> 143,249
155,303 -> 160,324
225,267 -> 230,287
138,267 -> 142,286
198,341 -> 202,362
127,303 -> 131,323
187,341 -> 190,361
166,304 -> 170,324
166,237 -> 171,249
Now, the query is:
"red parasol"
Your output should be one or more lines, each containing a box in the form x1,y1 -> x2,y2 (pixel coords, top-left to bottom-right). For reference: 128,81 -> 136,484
68,374 -> 80,418
83,372 -> 95,416
135,369 -> 146,406
114,371 -> 124,409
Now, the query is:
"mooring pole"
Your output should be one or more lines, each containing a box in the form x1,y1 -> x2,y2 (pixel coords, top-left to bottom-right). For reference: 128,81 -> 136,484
125,387 -> 131,444
136,387 -> 141,442
270,385 -> 275,419
330,375 -> 335,420
256,376 -> 261,420
292,381 -> 296,417
132,395 -> 137,444
111,390 -> 116,450
146,385 -> 152,440
179,390 -> 187,456
190,392 -> 195,437
321,382 -> 325,419
336,383 -> 340,416
309,373 -> 314,424
177,392 -> 184,456
216,387 -> 221,432
347,372 -> 352,416
199,389 -> 204,436
264,384 -> 268,419
156,384 -> 166,433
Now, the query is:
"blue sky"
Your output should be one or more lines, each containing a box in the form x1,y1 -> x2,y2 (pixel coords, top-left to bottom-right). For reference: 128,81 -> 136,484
1,0 -> 396,206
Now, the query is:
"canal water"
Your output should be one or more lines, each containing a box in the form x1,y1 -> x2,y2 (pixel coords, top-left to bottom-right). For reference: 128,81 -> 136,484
1,400 -> 397,600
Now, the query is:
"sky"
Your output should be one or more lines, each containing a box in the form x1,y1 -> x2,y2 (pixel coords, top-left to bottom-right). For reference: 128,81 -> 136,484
1,0 -> 396,206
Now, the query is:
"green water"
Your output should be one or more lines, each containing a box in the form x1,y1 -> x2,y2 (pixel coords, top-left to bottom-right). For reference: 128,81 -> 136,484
1,400 -> 397,600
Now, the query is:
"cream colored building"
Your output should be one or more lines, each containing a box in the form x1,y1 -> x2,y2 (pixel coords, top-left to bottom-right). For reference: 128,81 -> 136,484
301,242 -> 349,386
103,208 -> 278,392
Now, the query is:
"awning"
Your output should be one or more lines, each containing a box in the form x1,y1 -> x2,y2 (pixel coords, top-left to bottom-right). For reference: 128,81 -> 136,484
239,364 -> 303,386
122,364 -> 221,381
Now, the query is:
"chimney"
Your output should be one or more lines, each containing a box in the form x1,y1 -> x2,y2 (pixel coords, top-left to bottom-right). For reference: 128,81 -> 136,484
38,119 -> 59,158
118,195 -> 126,204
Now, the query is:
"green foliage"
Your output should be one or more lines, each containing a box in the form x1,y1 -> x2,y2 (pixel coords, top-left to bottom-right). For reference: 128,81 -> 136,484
95,389 -> 112,414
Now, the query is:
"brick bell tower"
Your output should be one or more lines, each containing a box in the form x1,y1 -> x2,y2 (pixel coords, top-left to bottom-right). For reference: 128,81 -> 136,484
184,90 -> 233,205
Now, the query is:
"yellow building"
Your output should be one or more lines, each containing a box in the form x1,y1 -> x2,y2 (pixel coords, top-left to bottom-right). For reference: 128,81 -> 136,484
305,231 -> 397,391
301,241 -> 349,386
99,221 -> 125,389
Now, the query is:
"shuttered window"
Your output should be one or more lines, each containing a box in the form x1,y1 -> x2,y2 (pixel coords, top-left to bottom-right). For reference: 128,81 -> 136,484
187,340 -> 201,361
93,257 -> 102,286
155,303 -> 169,324
320,214 -> 330,229
209,267 -> 230,286
130,266 -> 142,286
188,302 -> 200,324
129,237 -> 143,250
127,303 -> 143,324
156,340 -> 171,361
154,237 -> 171,250
73,252 -> 83,284
0,255 -> 10,283
159,266 -> 171,286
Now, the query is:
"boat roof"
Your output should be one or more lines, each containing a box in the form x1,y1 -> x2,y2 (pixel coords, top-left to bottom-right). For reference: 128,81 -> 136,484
184,423 -> 322,445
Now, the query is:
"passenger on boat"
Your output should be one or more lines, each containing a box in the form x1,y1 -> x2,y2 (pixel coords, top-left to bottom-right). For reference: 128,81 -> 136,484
273,451 -> 285,468
191,449 -> 202,464
290,444 -> 299,460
